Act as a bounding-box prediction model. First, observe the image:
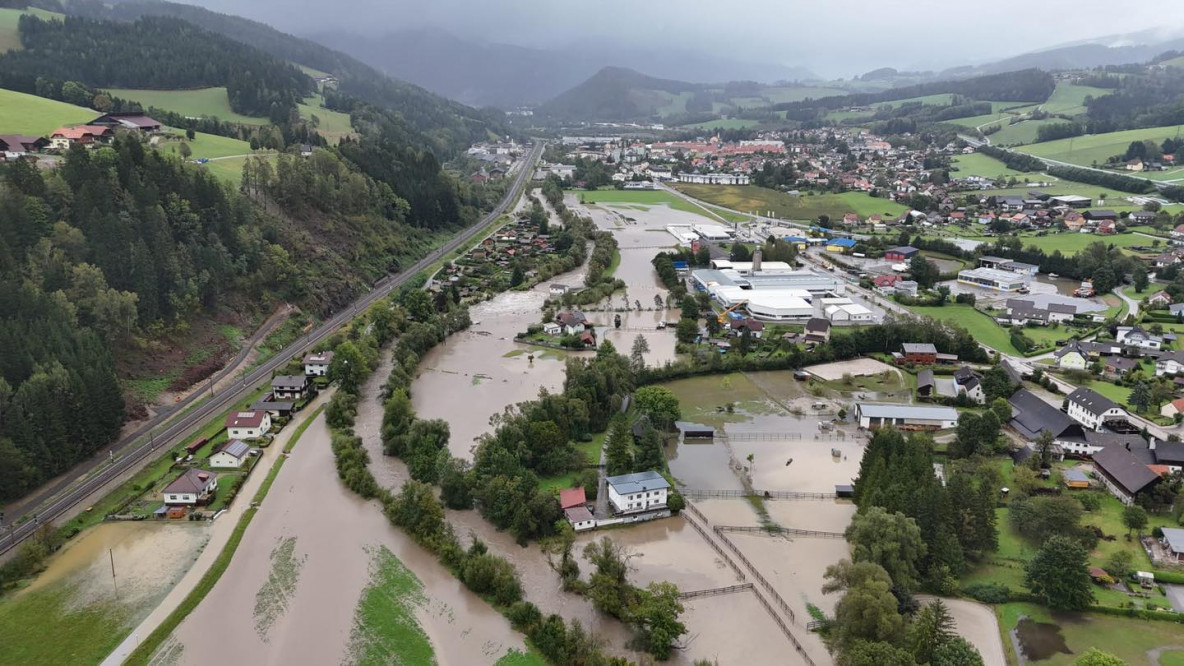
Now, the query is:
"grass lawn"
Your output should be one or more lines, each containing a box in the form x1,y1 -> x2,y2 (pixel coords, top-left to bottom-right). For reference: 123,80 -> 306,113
496,649 -> 548,665
345,545 -> 436,665
905,304 -> 1024,356
0,584 -> 132,666
1041,83 -> 1114,117
952,153 -> 1032,180
997,602 -> 1184,665
106,87 -> 267,125
1009,231 -> 1150,255
1018,124 -> 1184,169
201,154 -> 270,185
0,87 -> 94,134
0,7 -> 61,51
671,183 -> 906,221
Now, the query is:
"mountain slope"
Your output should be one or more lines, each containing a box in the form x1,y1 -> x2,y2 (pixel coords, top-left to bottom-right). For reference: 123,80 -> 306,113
308,27 -> 816,109
70,0 -> 507,154
538,66 -> 703,121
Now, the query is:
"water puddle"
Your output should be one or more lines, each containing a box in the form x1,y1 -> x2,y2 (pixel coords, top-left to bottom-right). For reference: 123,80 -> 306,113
1014,617 -> 1072,661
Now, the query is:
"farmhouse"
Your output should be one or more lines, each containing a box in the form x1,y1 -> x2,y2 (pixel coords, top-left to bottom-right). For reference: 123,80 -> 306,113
50,125 -> 113,150
271,375 -> 311,401
854,403 -> 959,430
1092,444 -> 1161,505
163,468 -> 217,506
0,134 -> 49,156
225,410 -> 272,439
210,439 -> 252,469
90,112 -> 163,132
1007,388 -> 1085,444
303,351 -> 334,376
606,471 -> 669,515
1066,387 -> 1128,431
957,267 -> 1029,292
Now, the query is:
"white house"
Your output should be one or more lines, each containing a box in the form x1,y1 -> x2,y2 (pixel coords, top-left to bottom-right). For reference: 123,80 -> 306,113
1157,351 -> 1184,377
163,468 -> 217,506
549,283 -> 569,297
225,411 -> 272,440
1117,326 -> 1163,352
209,439 -> 251,469
303,351 -> 334,377
1066,387 -> 1127,431
542,322 -> 562,336
606,471 -> 669,515
565,507 -> 596,531
271,375 -> 311,401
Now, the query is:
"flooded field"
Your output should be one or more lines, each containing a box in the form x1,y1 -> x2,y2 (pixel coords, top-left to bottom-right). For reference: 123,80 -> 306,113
413,268 -> 590,460
166,414 -> 530,666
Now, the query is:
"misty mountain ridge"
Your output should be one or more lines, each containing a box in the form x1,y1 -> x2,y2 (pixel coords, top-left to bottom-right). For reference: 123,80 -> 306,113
304,27 -> 816,108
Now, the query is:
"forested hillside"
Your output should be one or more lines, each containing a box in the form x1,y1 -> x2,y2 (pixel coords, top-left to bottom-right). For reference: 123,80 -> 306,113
66,0 -> 509,155
0,15 -> 311,121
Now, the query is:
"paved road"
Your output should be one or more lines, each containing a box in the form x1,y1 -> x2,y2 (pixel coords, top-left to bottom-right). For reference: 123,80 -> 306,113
0,141 -> 542,557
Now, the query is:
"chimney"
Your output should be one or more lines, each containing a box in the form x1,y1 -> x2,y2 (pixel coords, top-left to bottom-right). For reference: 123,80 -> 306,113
752,246 -> 763,273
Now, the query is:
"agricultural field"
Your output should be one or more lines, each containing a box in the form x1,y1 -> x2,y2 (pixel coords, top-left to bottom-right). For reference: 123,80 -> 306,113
568,188 -> 716,217
105,87 -> 268,125
685,117 -> 759,130
951,153 -> 1032,179
0,7 -> 61,52
1012,231 -> 1150,255
201,155 -> 268,185
1040,83 -> 1113,116
0,87 -> 94,134
671,183 -> 906,221
988,118 -> 1069,146
297,94 -> 353,143
1017,123 -> 1184,169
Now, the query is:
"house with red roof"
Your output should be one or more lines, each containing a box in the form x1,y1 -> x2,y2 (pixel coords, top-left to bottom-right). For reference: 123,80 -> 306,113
225,410 -> 272,439
50,125 -> 113,150
559,487 -> 588,510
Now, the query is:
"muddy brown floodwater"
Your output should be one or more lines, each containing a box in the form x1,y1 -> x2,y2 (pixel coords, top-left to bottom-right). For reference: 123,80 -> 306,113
21,520 -> 208,623
168,414 -> 530,666
413,264 -> 591,460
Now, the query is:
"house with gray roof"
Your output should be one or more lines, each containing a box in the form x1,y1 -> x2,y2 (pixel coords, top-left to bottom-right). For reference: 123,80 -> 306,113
1066,387 -> 1128,431
1160,527 -> 1184,563
606,471 -> 669,515
1092,444 -> 1161,505
1007,389 -> 1085,446
210,440 -> 252,469
855,403 -> 958,430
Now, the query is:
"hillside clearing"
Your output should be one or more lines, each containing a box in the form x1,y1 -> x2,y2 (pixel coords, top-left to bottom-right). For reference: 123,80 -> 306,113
0,7 -> 61,52
297,94 -> 353,143
1040,83 -> 1113,116
0,87 -> 94,134
105,87 -> 268,125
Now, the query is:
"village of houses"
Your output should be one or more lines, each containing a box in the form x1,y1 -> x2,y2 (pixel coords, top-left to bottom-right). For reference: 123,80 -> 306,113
118,351 -> 334,520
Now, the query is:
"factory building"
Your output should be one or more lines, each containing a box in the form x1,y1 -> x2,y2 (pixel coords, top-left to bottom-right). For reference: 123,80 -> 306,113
957,267 -> 1030,292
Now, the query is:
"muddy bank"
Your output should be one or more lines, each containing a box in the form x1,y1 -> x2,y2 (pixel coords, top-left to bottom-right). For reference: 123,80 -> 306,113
168,415 -> 529,666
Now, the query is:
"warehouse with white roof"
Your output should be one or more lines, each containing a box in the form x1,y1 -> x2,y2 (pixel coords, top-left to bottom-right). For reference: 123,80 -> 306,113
855,403 -> 959,430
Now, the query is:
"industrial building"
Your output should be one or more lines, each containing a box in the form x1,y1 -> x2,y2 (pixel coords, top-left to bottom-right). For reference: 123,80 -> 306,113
692,265 -> 846,322
976,256 -> 1040,276
692,223 -> 733,240
854,403 -> 959,430
957,267 -> 1030,291
821,297 -> 874,322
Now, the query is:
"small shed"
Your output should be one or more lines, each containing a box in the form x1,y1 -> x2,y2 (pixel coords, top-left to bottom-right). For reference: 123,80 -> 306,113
675,421 -> 715,439
835,484 -> 855,499
1063,468 -> 1090,489
1136,571 -> 1155,588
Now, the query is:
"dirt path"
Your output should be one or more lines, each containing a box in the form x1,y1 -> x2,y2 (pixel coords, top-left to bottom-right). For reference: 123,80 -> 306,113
1149,645 -> 1184,665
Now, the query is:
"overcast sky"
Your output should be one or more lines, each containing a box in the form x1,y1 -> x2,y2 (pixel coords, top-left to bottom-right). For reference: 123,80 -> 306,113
191,0 -> 1184,78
